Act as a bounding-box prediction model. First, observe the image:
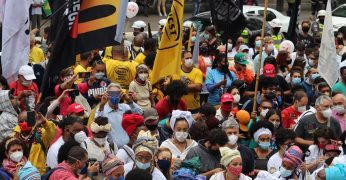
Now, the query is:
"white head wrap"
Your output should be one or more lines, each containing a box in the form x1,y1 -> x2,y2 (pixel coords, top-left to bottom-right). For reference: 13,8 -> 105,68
170,110 -> 194,129
90,122 -> 112,133
253,128 -> 272,142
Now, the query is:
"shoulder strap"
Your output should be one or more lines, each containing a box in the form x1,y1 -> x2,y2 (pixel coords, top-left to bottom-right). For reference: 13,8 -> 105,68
242,100 -> 252,110
122,146 -> 135,162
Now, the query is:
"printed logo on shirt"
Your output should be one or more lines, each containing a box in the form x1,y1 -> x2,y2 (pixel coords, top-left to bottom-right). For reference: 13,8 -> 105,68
88,87 -> 107,96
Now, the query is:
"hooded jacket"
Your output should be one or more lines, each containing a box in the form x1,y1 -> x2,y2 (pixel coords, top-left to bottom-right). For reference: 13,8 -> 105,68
0,90 -> 18,142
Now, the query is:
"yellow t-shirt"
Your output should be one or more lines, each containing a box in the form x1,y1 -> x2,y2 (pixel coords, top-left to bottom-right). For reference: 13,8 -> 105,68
134,53 -> 146,64
29,46 -> 45,64
74,65 -> 90,84
103,57 -> 138,90
180,67 -> 203,110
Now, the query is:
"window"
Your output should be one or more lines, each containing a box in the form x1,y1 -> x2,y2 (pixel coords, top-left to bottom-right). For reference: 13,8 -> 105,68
258,10 -> 277,21
332,6 -> 346,17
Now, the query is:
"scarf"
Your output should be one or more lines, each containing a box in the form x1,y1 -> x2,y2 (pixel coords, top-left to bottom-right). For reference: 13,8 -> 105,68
2,157 -> 28,176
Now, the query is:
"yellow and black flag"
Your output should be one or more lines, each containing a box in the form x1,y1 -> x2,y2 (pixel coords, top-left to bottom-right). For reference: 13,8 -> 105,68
42,0 -> 127,97
151,0 -> 185,83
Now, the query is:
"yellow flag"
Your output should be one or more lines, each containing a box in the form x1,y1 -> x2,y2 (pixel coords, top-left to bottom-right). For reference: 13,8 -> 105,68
151,0 -> 184,83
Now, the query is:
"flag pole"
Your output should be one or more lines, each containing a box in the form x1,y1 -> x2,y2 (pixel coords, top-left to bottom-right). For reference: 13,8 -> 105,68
187,24 -> 193,52
252,0 -> 269,115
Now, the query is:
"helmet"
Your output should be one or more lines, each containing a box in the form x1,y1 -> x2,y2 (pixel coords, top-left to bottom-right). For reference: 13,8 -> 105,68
132,20 -> 147,29
183,21 -> 193,28
317,10 -> 326,17
269,19 -> 282,28
158,19 -> 167,27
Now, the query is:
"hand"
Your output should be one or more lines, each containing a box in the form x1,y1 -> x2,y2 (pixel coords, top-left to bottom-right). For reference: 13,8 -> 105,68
93,94 -> 102,100
251,111 -> 257,120
100,92 -> 109,107
121,91 -> 133,104
88,72 -> 96,86
219,79 -> 227,86
212,168 -> 224,174
67,74 -> 78,84
87,162 -> 100,174
35,112 -> 46,126
300,162 -> 307,172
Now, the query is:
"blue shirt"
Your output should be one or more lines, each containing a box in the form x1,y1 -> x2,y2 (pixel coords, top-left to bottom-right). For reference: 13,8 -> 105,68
95,102 -> 143,148
205,68 -> 237,106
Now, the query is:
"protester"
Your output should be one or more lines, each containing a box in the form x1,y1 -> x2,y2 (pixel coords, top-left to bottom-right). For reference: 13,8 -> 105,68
332,93 -> 346,132
230,53 -> 254,85
154,147 -> 172,179
275,145 -> 304,179
281,91 -> 309,129
160,110 -> 197,160
74,51 -> 92,84
0,90 -> 20,142
101,154 -> 125,180
215,93 -> 235,122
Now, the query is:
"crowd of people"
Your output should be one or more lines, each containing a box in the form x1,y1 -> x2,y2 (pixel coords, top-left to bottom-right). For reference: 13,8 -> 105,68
2,2 -> 346,179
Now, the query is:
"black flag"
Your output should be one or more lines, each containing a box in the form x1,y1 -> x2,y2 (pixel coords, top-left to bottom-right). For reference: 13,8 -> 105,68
41,0 -> 124,98
286,0 -> 301,44
209,0 -> 246,40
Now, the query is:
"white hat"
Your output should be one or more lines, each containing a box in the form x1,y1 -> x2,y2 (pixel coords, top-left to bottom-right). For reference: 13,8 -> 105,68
18,65 -> 36,80
183,21 -> 193,28
239,45 -> 249,52
158,19 -> 167,27
317,10 -> 326,17
132,20 -> 146,29
269,19 -> 282,28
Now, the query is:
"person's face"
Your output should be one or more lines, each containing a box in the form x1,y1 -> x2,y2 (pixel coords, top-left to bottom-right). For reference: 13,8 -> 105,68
258,134 -> 271,143
137,68 -> 149,76
262,86 -> 276,97
236,37 -> 244,47
43,32 -> 48,40
68,122 -> 84,136
320,87 -> 330,95
110,166 -> 125,180
217,58 -> 227,69
260,102 -> 273,112
317,99 -> 333,113
319,16 -> 325,22
280,139 -> 293,151
234,63 -> 246,72
133,28 -> 141,35
297,50 -> 305,57
75,154 -> 88,170
228,157 -> 242,170
295,97 -> 308,108
231,89 -> 240,96
309,54 -> 318,66
317,137 -> 328,146
146,119 -> 158,126
10,95 -> 19,110
61,71 -> 74,82
218,46 -> 226,54
94,64 -> 106,74
6,144 -> 23,158
155,151 -> 171,162
282,160 -> 295,171
255,36 -> 261,42
174,120 -> 189,132
224,127 -> 238,136
268,114 -> 280,125
18,75 -> 32,84
136,151 -> 152,164
291,72 -> 301,79
332,96 -> 345,107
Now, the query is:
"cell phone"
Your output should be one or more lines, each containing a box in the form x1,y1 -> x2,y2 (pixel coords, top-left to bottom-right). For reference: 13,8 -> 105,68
108,91 -> 120,97
27,111 -> 36,127
88,158 -> 97,165
78,72 -> 90,79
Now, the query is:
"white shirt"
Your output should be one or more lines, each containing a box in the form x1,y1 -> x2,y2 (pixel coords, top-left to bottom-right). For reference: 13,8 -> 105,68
332,155 -> 346,166
210,171 -> 251,180
31,0 -> 44,15
47,137 -> 65,169
267,152 -> 282,174
124,162 -> 167,180
116,145 -> 135,165
81,138 -> 117,162
305,145 -> 324,172
160,139 -> 198,160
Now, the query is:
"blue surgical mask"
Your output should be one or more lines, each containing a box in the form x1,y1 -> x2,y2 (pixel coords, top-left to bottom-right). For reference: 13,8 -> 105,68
95,72 -> 105,80
277,96 -> 283,106
110,96 -> 120,105
136,161 -> 151,170
292,77 -> 302,85
191,36 -> 196,42
311,73 -> 320,81
258,141 -> 271,150
110,176 -> 124,180
280,166 -> 293,178
203,33 -> 210,40
255,40 -> 262,48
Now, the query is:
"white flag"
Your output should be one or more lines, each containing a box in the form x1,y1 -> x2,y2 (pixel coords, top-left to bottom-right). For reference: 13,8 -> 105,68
1,0 -> 31,83
114,0 -> 128,43
318,0 -> 338,88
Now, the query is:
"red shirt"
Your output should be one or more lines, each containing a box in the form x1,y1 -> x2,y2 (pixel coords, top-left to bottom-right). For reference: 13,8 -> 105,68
155,96 -> 188,120
281,106 -> 302,128
9,81 -> 39,111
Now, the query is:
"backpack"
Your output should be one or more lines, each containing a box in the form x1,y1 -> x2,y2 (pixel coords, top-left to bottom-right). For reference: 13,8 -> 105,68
41,167 -> 64,180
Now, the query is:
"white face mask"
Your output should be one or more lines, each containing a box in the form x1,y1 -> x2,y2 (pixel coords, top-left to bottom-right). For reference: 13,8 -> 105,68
74,131 -> 87,144
133,46 -> 142,52
333,105 -> 345,115
272,121 -> 280,128
175,131 -> 188,142
227,43 -> 233,51
297,105 -> 306,113
10,151 -> 23,162
94,137 -> 107,145
228,135 -> 238,145
21,80 -> 32,87
184,58 -> 193,68
322,108 -> 332,119
138,73 -> 148,81
260,108 -> 269,118
233,94 -> 241,103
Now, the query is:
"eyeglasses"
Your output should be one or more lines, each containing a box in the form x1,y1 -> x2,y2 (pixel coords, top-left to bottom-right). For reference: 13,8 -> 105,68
136,155 -> 152,162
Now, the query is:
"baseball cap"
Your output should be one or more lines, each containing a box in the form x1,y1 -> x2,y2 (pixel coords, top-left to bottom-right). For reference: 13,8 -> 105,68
132,20 -> 146,29
67,103 -> 84,114
324,144 -> 342,154
18,65 -> 36,80
236,110 -> 250,132
269,19 -> 283,28
143,107 -> 159,122
234,53 -> 249,65
221,93 -> 234,103
263,64 -> 276,78
239,45 -> 249,52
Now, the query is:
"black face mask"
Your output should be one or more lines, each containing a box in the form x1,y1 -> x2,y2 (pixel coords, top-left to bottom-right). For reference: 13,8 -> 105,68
319,19 -> 325,24
146,123 -> 158,131
286,59 -> 292,65
337,38 -> 344,45
265,91 -> 276,100
208,147 -> 220,156
302,26 -> 310,33
200,47 -> 209,54
273,28 -> 281,34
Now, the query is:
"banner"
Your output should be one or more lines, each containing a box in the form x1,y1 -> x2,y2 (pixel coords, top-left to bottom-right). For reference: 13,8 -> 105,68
209,0 -> 246,40
318,0 -> 338,88
1,0 -> 31,82
286,0 -> 301,44
41,0 -> 126,97
151,0 -> 185,84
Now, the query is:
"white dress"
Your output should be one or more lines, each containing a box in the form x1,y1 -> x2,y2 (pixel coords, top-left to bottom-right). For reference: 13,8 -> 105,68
160,139 -> 198,160
210,171 -> 252,180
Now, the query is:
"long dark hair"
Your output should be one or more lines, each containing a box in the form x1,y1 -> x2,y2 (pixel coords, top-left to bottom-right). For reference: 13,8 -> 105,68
212,54 -> 233,80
